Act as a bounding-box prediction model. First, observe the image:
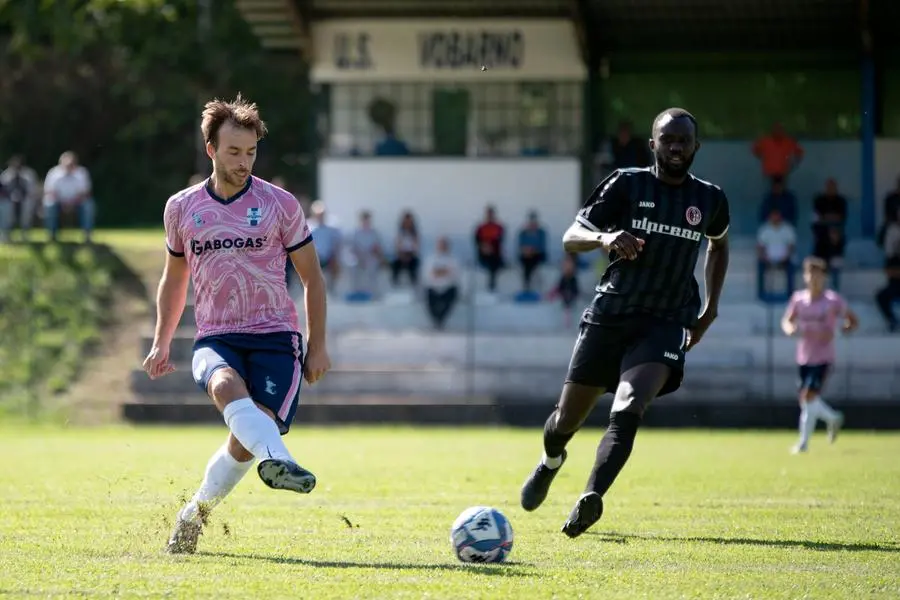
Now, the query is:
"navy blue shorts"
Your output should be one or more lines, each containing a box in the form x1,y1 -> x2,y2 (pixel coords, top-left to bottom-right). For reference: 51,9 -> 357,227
192,331 -> 304,434
797,364 -> 831,393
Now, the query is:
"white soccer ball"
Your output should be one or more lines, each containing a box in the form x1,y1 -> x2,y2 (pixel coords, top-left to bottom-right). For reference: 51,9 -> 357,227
449,506 -> 513,563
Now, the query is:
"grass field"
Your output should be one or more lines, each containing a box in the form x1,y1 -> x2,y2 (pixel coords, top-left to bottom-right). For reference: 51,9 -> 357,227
2,426 -> 899,599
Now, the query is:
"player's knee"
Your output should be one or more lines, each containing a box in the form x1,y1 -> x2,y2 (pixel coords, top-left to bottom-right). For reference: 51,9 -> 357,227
207,368 -> 248,406
556,384 -> 602,433
611,381 -> 651,417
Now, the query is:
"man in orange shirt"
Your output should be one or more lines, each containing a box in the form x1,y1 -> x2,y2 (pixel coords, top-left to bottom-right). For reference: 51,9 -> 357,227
752,123 -> 804,182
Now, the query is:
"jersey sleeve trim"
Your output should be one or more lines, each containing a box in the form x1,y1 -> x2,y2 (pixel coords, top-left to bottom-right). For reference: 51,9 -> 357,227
575,215 -> 601,232
706,225 -> 729,240
285,235 -> 313,254
166,244 -> 185,258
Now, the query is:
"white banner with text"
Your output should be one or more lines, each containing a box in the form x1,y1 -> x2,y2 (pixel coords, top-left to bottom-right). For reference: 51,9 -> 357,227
311,19 -> 586,83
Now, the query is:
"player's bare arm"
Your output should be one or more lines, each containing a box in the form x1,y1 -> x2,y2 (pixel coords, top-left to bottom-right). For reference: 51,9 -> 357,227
687,232 -> 729,350
843,307 -> 860,333
562,222 -> 644,259
781,305 -> 798,336
289,243 -> 331,384
143,252 -> 189,379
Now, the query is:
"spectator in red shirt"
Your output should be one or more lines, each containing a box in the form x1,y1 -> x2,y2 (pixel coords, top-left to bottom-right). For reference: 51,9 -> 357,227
752,123 -> 804,183
474,205 -> 505,292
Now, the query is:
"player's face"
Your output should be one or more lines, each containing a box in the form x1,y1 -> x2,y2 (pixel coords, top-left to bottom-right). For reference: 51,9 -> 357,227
804,268 -> 826,292
208,122 -> 257,188
650,116 -> 699,179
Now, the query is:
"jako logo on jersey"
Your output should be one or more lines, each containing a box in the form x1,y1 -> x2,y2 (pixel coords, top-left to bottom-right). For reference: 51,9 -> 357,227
190,236 -> 266,256
664,351 -> 679,361
247,207 -> 262,226
192,213 -> 204,227
639,201 -> 655,208
631,217 -> 702,242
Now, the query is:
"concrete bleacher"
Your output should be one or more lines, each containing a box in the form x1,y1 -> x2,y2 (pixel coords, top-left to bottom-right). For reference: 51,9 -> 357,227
125,235 -> 900,427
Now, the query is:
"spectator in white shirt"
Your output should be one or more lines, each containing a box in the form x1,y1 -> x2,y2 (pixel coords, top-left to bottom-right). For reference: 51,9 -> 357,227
423,237 -> 461,329
349,210 -> 384,299
757,208 -> 797,299
308,201 -> 342,293
0,155 -> 40,242
43,151 -> 94,243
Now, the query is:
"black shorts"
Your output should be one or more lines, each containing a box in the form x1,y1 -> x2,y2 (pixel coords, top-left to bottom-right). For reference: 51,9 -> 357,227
797,364 -> 831,393
565,315 -> 688,397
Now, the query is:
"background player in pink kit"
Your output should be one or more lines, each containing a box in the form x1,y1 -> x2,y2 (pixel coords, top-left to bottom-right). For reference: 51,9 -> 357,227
781,257 -> 858,454
142,95 -> 331,554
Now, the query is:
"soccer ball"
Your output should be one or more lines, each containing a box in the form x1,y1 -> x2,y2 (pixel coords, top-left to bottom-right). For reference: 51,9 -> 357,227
449,506 -> 513,563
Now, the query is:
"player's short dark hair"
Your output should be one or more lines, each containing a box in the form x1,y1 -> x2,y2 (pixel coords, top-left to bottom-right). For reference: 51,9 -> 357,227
652,108 -> 698,138
803,256 -> 828,273
201,93 -> 268,148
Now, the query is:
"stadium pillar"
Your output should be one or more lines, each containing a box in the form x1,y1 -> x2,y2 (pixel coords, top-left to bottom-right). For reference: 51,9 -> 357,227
861,56 -> 876,237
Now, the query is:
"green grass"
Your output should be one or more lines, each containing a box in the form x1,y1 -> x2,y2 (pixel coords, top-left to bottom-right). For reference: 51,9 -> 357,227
0,244 -> 117,414
9,228 -> 164,249
1,426 -> 899,599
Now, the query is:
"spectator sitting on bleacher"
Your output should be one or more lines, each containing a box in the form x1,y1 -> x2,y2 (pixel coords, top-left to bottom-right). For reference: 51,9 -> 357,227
308,200 -> 342,293
758,176 -> 798,225
0,155 -> 39,243
423,236 -> 460,330
43,151 -> 94,243
752,122 -> 803,184
517,210 -> 547,292
391,210 -> 420,287
757,208 -> 797,299
811,178 -> 848,272
349,210 -> 384,299
474,205 -> 505,293
878,175 -> 900,249
546,253 -> 581,327
875,206 -> 900,333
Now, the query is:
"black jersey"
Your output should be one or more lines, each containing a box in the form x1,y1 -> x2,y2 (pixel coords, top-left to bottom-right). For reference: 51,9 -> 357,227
575,167 -> 730,328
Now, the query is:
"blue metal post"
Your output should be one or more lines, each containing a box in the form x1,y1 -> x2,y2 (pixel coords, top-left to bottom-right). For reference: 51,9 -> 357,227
861,57 -> 876,237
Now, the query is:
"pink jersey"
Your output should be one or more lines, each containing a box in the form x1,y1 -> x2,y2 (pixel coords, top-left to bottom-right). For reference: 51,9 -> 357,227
785,289 -> 848,366
163,176 -> 311,339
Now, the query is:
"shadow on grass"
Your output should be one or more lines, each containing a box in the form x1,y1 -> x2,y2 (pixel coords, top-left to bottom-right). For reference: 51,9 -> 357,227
196,551 -> 534,576
590,531 -> 900,553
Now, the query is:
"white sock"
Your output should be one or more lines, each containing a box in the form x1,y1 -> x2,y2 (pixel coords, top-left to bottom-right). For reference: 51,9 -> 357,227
222,398 -> 295,463
541,451 -> 563,470
812,397 -> 841,424
180,442 -> 253,524
798,404 -> 817,447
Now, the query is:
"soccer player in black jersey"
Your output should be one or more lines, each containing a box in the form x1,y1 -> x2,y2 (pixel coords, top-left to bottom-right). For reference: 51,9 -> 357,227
520,108 -> 730,538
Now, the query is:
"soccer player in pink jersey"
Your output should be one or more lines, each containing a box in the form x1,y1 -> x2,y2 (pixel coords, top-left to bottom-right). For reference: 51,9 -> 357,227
141,95 -> 331,554
781,257 -> 858,454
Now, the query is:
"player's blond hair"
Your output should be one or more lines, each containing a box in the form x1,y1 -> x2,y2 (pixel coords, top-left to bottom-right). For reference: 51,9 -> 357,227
201,93 -> 268,148
802,256 -> 828,273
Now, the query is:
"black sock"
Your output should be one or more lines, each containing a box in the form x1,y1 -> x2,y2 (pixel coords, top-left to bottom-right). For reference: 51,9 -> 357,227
585,411 -> 642,496
543,411 -> 575,459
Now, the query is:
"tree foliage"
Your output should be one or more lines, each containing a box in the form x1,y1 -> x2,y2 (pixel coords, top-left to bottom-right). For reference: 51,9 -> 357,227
0,0 -> 313,226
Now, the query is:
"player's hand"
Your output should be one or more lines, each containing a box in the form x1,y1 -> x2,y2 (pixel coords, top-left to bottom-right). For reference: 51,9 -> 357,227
686,310 -> 717,351
601,231 -> 645,260
303,345 -> 331,385
142,343 -> 175,380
